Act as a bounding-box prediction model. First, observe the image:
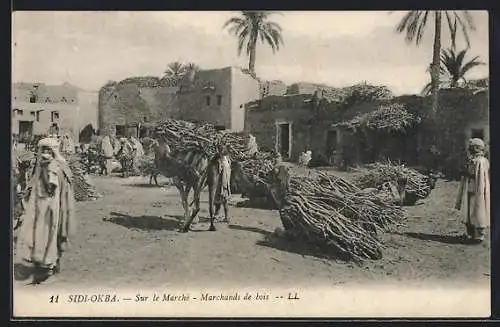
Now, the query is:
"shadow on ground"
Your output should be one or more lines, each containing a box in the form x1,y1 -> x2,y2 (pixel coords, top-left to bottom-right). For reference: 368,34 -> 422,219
103,211 -> 182,231
14,263 -> 34,281
402,232 -> 466,245
234,199 -> 277,210
123,183 -> 165,188
228,224 -> 350,262
256,234 -> 349,261
229,224 -> 273,236
124,182 -> 175,188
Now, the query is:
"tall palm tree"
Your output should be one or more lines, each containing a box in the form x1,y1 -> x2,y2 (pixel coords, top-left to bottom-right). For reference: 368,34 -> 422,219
223,11 -> 284,76
421,47 -> 485,95
395,11 -> 476,117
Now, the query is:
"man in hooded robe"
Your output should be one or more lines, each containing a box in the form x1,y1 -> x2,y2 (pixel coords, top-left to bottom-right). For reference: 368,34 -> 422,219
60,132 -> 75,157
100,135 -> 115,175
129,136 -> 144,157
117,138 -> 135,177
455,138 -> 490,244
128,136 -> 144,173
15,137 -> 76,284
246,134 -> 258,157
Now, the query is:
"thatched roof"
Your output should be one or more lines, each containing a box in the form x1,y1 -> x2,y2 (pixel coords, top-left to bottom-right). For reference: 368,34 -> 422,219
332,103 -> 421,133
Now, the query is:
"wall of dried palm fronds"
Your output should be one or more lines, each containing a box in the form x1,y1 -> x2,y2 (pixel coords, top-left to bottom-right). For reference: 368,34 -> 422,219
245,86 -> 488,178
335,89 -> 488,178
333,103 -> 422,168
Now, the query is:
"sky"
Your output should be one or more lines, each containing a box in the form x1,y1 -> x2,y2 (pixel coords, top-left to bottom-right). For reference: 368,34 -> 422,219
12,11 -> 489,95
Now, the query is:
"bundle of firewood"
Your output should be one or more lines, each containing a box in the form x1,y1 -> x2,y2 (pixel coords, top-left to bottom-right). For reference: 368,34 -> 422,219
152,119 -> 250,161
354,160 -> 432,201
275,169 -> 404,262
67,155 -> 102,201
231,152 -> 277,204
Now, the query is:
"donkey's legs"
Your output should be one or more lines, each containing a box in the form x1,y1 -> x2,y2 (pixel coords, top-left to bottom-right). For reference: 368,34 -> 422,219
180,185 -> 200,232
191,184 -> 202,222
208,184 -> 215,221
175,180 -> 191,233
222,201 -> 230,223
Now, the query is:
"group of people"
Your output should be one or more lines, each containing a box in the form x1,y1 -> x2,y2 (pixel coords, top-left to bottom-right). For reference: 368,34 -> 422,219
96,134 -> 145,177
12,133 -> 490,285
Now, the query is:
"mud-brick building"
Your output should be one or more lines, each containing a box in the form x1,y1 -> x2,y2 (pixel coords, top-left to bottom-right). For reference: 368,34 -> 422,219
260,80 -> 287,98
12,82 -> 98,141
98,67 -> 260,136
244,94 -> 333,160
178,66 -> 260,132
244,85 -> 489,175
98,78 -> 180,137
286,82 -> 340,96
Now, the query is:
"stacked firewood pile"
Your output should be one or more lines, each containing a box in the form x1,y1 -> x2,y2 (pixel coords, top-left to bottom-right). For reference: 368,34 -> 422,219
273,167 -> 405,262
67,155 -> 102,201
232,152 -> 277,206
354,160 -> 433,203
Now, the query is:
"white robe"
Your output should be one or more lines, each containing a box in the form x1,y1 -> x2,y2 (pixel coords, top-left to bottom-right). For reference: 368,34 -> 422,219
456,156 -> 490,228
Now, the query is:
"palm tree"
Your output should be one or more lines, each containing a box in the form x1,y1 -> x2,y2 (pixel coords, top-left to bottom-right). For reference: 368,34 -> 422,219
162,62 -> 200,86
223,11 -> 284,76
162,62 -> 186,86
395,11 -> 476,117
421,47 -> 485,95
182,62 -> 199,83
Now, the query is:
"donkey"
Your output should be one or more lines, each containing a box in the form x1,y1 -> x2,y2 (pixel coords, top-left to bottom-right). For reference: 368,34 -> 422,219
155,142 -> 216,232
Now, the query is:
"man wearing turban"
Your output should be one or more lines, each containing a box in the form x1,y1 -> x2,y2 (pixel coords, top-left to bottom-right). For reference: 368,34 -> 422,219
15,137 -> 76,283
455,138 -> 490,244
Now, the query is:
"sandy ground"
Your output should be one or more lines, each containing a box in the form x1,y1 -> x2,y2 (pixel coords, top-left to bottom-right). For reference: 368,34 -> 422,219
13,170 -> 490,291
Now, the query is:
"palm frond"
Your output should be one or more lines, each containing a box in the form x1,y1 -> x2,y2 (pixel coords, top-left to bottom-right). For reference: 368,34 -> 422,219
223,17 -> 245,30
462,11 -> 477,31
415,11 -> 429,44
445,12 -> 457,49
455,49 -> 468,67
421,82 -> 433,96
453,12 -> 472,48
236,26 -> 250,56
396,11 -> 419,33
396,11 -> 429,45
437,47 -> 485,87
459,57 -> 486,77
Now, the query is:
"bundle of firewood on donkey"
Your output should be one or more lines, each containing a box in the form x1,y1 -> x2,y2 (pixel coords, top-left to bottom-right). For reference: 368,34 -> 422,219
353,160 -> 438,206
137,119 -> 260,177
270,166 -> 405,262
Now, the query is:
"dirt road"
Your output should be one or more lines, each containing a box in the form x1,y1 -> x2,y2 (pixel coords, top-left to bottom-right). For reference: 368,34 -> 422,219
13,172 -> 490,290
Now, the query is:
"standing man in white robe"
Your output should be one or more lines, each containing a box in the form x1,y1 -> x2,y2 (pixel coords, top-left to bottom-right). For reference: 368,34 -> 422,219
455,138 -> 490,244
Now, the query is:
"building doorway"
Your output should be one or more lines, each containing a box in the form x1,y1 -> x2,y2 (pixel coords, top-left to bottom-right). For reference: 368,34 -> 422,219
471,128 -> 485,140
48,123 -> 59,136
276,122 -> 291,159
115,125 -> 126,137
325,129 -> 338,165
18,121 -> 33,141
